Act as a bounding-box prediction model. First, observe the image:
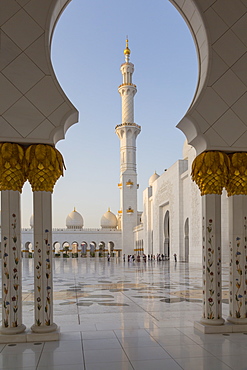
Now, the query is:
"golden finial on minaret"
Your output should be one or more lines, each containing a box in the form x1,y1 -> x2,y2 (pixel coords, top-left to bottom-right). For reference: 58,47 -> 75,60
124,36 -> 130,62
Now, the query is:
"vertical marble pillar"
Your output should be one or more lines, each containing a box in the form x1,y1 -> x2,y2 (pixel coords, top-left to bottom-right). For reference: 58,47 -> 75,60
184,236 -> 189,262
227,195 -> 247,324
1,190 -> 26,334
200,194 -> 224,325
31,191 -> 57,333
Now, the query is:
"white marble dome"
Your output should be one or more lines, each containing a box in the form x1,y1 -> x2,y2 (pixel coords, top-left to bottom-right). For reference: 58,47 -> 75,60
30,214 -> 34,229
149,171 -> 160,186
66,208 -> 84,229
101,208 -> 118,229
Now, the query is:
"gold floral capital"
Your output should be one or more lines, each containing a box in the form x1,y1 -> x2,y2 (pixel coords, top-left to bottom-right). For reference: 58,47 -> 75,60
25,144 -> 64,192
0,143 -> 26,192
226,152 -> 247,196
191,151 -> 230,195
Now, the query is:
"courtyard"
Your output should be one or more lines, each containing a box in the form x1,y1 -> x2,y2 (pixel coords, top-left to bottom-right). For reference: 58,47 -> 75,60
0,258 -> 246,369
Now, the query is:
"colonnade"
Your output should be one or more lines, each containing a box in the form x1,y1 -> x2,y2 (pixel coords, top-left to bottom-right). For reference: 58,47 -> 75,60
58,242 -> 112,258
0,143 -> 63,337
22,241 -> 117,258
192,151 -> 247,329
2,146 -> 247,337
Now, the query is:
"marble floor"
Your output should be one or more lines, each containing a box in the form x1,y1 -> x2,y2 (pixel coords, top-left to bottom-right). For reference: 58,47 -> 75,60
1,258 -> 247,369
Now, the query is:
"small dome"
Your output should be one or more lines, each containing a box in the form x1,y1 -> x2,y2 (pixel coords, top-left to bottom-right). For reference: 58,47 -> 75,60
30,214 -> 34,229
124,46 -> 130,55
101,208 -> 118,229
66,208 -> 84,229
149,171 -> 160,186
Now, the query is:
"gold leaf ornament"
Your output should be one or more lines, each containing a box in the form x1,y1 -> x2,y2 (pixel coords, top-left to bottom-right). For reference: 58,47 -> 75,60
0,143 -> 26,192
191,151 -> 230,195
226,153 -> 247,196
25,144 -> 65,192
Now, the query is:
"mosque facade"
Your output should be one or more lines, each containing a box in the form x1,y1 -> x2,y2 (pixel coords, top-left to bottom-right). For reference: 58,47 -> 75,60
20,142 -> 229,265
134,141 -> 230,264
19,145 -> 203,263
21,208 -> 122,258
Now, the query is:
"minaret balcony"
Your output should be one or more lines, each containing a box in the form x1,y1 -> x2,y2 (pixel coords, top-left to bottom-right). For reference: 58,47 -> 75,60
118,183 -> 122,188
126,207 -> 134,214
126,181 -> 133,187
118,83 -> 136,88
118,210 -> 122,214
115,123 -> 141,130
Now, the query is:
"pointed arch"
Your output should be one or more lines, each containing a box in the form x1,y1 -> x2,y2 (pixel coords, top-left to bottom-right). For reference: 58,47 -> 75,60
164,211 -> 170,258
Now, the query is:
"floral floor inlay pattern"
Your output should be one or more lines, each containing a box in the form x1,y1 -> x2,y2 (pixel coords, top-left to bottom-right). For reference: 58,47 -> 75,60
0,257 -> 231,329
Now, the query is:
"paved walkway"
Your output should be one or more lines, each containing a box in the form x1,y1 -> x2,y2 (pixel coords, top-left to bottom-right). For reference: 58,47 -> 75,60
0,258 -> 246,369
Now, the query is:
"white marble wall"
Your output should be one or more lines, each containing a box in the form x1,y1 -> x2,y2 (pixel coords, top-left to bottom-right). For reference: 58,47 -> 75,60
140,143 -> 231,265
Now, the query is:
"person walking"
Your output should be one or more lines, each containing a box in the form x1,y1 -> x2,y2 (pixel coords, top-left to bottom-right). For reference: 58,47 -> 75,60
174,253 -> 177,262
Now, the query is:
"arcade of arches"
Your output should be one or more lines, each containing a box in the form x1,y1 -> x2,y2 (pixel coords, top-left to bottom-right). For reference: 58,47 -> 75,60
22,240 -> 116,258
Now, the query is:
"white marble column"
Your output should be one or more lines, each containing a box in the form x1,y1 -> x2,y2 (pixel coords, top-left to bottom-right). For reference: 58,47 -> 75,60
227,195 -> 247,324
31,191 -> 57,333
184,236 -> 189,262
95,248 -> 99,258
200,194 -> 224,325
1,190 -> 26,334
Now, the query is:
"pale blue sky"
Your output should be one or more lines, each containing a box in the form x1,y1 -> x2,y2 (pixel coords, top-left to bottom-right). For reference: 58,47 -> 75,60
21,0 -> 198,228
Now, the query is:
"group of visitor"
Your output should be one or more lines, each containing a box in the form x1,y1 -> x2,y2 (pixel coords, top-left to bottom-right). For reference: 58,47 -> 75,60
107,253 -> 176,263
123,253 -> 170,263
154,253 -> 169,261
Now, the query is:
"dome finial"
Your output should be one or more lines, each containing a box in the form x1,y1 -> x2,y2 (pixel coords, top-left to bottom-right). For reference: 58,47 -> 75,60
124,36 -> 130,62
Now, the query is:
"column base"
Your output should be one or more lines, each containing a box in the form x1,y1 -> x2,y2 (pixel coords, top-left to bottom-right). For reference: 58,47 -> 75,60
31,322 -> 58,333
227,316 -> 247,325
200,317 -> 225,326
27,328 -> 60,342
0,327 -> 60,343
0,324 -> 26,335
195,321 -> 247,333
0,332 -> 27,344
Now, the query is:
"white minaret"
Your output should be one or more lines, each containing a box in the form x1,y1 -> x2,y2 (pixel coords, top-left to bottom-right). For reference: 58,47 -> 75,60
115,39 -> 141,255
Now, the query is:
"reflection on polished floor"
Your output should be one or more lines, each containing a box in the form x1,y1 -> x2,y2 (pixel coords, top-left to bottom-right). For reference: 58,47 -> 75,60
0,258 -> 246,369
